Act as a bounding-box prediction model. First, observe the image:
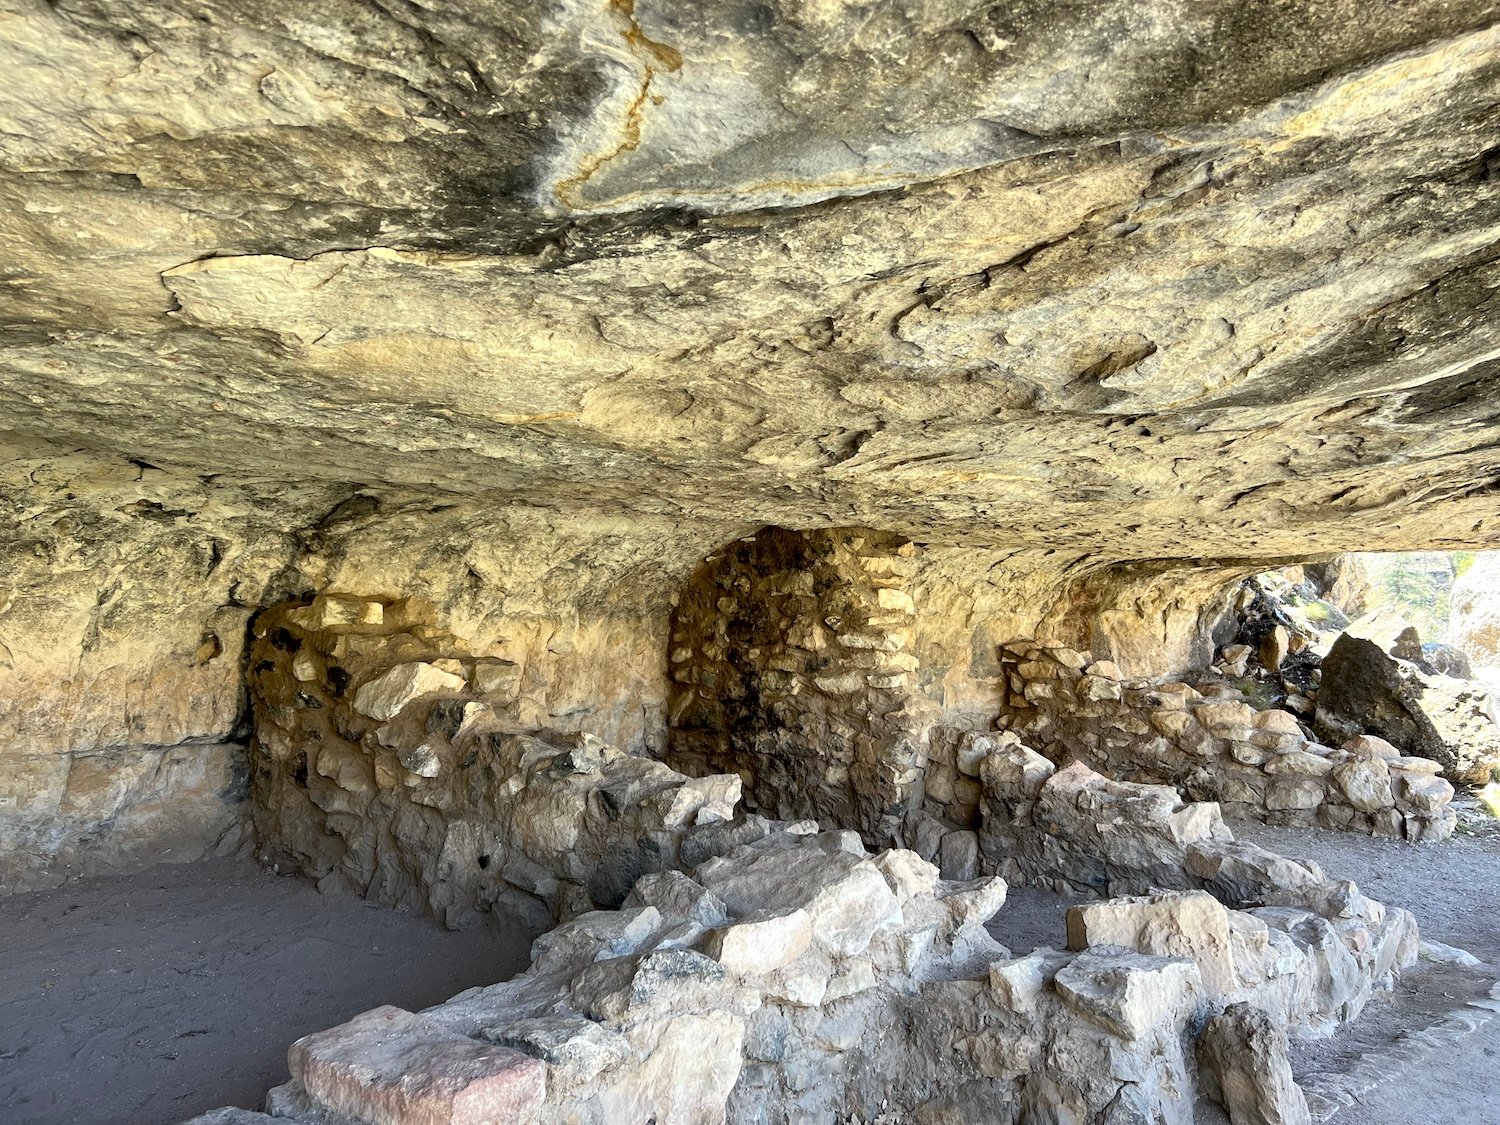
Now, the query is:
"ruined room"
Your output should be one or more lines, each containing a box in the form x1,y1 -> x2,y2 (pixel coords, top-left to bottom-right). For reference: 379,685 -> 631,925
3,1 -> 1500,1122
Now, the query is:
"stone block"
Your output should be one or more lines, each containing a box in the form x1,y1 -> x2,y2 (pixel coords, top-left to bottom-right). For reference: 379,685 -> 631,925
1331,757 -> 1393,812
288,1006 -> 545,1124
1198,1003 -> 1311,1125
1065,891 -> 1235,995
938,830 -> 980,881
1052,950 -> 1202,1041
704,908 -> 814,975
352,662 -> 466,721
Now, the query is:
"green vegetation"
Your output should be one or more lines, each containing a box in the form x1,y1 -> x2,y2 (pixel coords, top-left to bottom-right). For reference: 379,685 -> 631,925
1358,551 -> 1466,641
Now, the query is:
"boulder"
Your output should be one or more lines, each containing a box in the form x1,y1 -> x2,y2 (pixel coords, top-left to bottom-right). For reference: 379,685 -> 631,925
1260,626 -> 1290,672
1052,949 -> 1203,1040
288,1006 -> 546,1124
1423,642 -> 1474,679
1065,891 -> 1235,995
1197,1003 -> 1311,1125
1315,612 -> 1500,783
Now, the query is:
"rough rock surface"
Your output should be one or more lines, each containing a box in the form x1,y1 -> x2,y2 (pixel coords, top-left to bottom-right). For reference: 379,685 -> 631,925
4,0 -> 1500,885
1451,554 -> 1500,677
1199,1003 -> 1312,1125
1316,611 -> 1500,783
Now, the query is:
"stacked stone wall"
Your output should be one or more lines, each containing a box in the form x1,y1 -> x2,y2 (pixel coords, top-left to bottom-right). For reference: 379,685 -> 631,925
665,528 -> 926,842
993,640 -> 1456,842
247,592 -> 743,931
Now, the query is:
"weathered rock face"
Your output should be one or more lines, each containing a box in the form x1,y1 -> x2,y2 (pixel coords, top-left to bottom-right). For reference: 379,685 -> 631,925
4,1 -> 1500,885
3,0 -> 1500,559
1316,611 -> 1500,783
1451,554 -> 1500,676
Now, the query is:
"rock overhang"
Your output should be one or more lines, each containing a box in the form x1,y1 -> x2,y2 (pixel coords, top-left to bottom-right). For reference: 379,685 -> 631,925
0,1 -> 1498,558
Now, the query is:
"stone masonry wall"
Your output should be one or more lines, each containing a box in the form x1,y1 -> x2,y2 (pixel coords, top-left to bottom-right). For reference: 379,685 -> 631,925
992,639 -> 1457,842
665,528 -> 926,842
248,591 -> 743,932
196,728 -> 1418,1125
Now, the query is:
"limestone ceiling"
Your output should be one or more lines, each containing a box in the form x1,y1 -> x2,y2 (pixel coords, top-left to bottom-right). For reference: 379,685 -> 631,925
2,0 -> 1500,557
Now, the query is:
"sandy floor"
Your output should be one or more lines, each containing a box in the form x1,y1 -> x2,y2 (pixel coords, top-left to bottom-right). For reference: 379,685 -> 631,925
0,860 -> 532,1125
3,814 -> 1497,1125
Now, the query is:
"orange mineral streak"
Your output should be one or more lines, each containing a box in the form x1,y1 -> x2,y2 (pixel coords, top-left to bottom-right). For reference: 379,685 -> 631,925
553,1 -> 682,208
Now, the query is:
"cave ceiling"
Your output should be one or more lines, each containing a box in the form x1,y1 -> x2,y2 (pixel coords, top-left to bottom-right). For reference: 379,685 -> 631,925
3,0 -> 1500,559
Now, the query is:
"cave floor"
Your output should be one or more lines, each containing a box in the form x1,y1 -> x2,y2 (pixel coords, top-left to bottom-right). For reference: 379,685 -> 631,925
2,819 -> 1498,1125
1234,812 -> 1500,1124
0,856 -> 533,1125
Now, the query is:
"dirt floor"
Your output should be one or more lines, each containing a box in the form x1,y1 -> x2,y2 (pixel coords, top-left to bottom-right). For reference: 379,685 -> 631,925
1234,806 -> 1500,1123
0,859 -> 533,1125
2,810 -> 1497,1124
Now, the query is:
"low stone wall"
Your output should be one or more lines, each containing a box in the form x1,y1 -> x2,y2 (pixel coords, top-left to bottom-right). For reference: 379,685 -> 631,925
191,735 -> 1417,1125
991,640 -> 1456,841
248,592 -> 743,931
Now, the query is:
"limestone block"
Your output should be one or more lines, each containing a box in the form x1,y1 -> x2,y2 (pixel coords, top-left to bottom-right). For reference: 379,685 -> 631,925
479,1016 -> 629,1083
873,849 -> 940,903
566,949 -> 733,1025
875,587 -> 915,613
1394,773 -> 1454,813
397,744 -> 441,778
1260,626 -> 1291,672
624,871 -> 731,929
1262,751 -> 1333,777
1197,701 -> 1255,733
1343,734 -> 1402,760
1151,710 -> 1196,737
1253,709 -> 1304,735
813,671 -> 865,694
1393,755 -> 1443,776
1080,675 -> 1123,702
298,594 -> 384,630
697,844 -> 903,957
938,830 -> 980,881
530,907 -> 665,973
1265,778 -> 1323,810
980,740 -> 1055,799
1198,1003 -> 1311,1125
352,662 -> 466,721
955,732 -> 997,777
705,908 -> 815,975
1052,949 -> 1202,1040
989,949 -> 1067,1010
288,1006 -> 545,1124
1228,740 -> 1269,766
1331,757 -> 1393,812
1065,891 -> 1235,995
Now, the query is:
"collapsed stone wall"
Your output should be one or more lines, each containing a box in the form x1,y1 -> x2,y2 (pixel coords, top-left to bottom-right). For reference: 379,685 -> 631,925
195,728 -> 1417,1125
989,640 -> 1457,842
248,591 -> 746,931
665,528 -> 925,841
